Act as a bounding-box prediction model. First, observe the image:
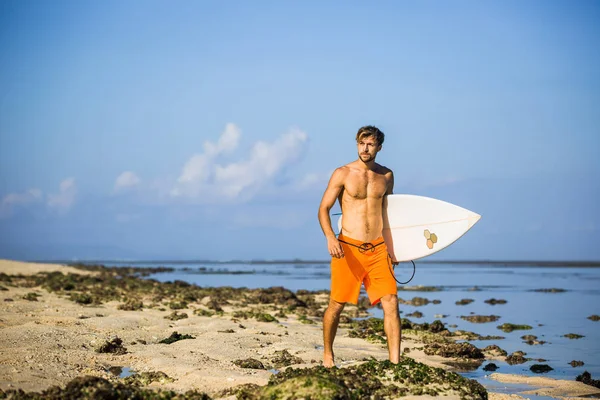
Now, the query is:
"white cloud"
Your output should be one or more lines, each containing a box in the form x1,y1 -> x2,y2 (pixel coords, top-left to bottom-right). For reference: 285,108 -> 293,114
171,124 -> 308,201
176,123 -> 241,186
47,178 -> 77,212
0,188 -> 43,218
215,128 -> 308,198
114,171 -> 141,191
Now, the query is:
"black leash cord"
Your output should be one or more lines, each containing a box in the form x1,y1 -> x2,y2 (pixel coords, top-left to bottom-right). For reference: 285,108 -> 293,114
388,254 -> 416,285
337,237 -> 416,285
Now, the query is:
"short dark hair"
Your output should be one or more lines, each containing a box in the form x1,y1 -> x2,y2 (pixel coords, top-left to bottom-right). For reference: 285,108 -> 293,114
356,125 -> 384,146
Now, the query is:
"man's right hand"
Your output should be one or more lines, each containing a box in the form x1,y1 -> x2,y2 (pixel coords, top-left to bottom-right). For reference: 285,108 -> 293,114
327,236 -> 344,258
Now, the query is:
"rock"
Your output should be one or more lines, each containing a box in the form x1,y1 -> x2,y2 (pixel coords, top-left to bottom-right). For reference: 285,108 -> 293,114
484,298 -> 507,305
424,342 -> 484,359
460,315 -> 500,323
588,315 -> 600,321
483,363 -> 499,371
164,311 -> 188,321
531,288 -> 567,293
455,299 -> 474,306
406,311 -> 423,318
0,376 -> 210,399
563,333 -> 584,339
234,358 -> 266,369
272,350 -> 304,367
483,344 -> 508,357
95,337 -> 127,355
399,297 -> 431,306
506,351 -> 528,365
497,323 -> 532,332
122,371 -> 174,386
576,371 -> 600,389
158,331 -> 195,344
530,364 -> 553,373
569,360 -> 584,367
117,299 -> 144,311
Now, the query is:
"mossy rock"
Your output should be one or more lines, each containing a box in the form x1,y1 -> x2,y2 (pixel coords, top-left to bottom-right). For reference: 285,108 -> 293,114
263,359 -> 487,399
563,333 -> 584,339
22,292 -> 41,301
122,371 -> 175,386
165,311 -> 188,321
262,375 -> 350,399
118,299 -> 144,311
0,375 -> 210,399
497,323 -> 532,332
95,337 -> 127,355
159,331 -> 195,344
234,358 -> 266,369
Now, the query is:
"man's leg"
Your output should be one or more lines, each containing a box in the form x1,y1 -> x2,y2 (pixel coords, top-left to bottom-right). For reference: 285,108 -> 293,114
323,298 -> 345,368
380,294 -> 401,363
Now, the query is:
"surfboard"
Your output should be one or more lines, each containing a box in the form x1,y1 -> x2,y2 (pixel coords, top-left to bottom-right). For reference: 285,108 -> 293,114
336,194 -> 480,262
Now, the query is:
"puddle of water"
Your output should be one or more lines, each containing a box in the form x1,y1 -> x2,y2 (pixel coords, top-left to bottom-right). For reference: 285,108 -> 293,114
119,367 -> 134,378
268,369 -> 280,374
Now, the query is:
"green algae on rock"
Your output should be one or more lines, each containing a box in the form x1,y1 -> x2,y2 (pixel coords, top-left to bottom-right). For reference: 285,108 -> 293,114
0,375 -> 210,400
484,298 -> 507,305
271,349 -> 304,368
497,323 -> 532,332
95,337 -> 127,355
22,292 -> 41,301
424,341 -> 484,359
455,298 -> 475,306
118,298 -> 144,311
563,333 -> 585,339
165,311 -> 188,321
483,344 -> 507,357
460,315 -> 500,323
233,358 -> 266,369
235,359 -> 487,399
506,351 -> 529,365
122,371 -> 175,386
159,331 -> 195,344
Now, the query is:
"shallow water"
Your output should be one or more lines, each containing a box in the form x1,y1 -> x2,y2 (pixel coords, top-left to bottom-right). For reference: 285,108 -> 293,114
103,260 -> 600,386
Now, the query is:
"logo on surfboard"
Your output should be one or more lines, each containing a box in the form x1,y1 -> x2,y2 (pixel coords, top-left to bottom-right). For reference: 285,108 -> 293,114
424,229 -> 438,249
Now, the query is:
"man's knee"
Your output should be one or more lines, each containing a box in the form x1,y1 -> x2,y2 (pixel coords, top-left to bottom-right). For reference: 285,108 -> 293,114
326,298 -> 346,315
380,294 -> 399,316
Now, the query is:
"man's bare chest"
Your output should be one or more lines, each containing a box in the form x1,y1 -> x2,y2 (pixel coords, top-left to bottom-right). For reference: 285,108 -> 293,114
343,174 -> 388,200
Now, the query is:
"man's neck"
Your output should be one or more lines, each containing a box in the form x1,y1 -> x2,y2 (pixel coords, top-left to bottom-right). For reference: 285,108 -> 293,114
356,159 -> 377,171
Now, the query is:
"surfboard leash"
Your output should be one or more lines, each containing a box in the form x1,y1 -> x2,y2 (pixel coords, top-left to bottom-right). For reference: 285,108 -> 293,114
387,254 -> 416,285
335,235 -> 416,284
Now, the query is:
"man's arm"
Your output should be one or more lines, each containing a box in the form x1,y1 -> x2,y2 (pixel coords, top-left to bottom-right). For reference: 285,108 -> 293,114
318,168 -> 345,258
383,170 -> 399,264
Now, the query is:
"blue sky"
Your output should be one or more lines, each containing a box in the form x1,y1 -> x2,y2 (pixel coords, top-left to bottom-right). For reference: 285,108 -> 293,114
1,0 -> 599,261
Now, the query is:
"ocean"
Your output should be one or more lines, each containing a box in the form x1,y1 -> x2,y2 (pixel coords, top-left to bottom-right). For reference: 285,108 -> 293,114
101,259 -> 600,391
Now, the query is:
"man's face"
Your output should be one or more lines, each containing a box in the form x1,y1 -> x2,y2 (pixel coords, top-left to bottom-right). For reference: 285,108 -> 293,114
357,136 -> 381,163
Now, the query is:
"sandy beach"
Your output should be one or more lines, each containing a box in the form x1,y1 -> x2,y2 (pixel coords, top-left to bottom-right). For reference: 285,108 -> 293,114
1,259 -> 599,399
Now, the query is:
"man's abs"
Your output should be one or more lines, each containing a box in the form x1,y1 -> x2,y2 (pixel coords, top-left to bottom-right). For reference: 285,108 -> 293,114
339,197 -> 384,243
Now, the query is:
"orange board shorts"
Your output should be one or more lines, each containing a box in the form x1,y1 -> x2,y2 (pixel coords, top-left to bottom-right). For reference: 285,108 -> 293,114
330,234 -> 398,305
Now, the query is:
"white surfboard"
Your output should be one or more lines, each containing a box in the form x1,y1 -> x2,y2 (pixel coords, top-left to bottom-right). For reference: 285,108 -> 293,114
337,194 -> 480,262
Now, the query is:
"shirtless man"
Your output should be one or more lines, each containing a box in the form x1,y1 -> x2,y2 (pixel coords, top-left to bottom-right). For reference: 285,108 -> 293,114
318,125 -> 400,368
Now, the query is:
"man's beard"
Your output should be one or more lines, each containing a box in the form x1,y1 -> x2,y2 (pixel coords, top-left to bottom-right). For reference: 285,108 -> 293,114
359,153 -> 373,162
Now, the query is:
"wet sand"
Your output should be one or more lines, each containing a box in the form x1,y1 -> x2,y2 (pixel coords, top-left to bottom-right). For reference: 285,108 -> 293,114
1,259 -> 599,399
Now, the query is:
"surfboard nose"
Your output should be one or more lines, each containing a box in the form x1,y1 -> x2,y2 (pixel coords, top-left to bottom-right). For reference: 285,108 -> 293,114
467,212 -> 482,228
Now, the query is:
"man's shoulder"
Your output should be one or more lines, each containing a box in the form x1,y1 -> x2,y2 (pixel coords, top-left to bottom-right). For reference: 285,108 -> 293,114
375,163 -> 394,175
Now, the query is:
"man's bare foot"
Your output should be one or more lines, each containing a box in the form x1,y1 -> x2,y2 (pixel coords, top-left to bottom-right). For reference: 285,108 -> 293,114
323,353 -> 335,368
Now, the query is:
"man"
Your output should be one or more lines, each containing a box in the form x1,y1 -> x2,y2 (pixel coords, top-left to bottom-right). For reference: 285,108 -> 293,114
317,125 -> 400,368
